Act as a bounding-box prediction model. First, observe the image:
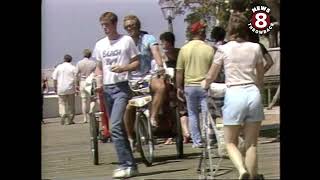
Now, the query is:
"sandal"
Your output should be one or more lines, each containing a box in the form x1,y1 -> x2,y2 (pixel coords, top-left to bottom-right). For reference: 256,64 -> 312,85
164,138 -> 174,145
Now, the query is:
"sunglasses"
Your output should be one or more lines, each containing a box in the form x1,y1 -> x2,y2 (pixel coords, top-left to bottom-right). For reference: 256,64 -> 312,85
124,23 -> 137,30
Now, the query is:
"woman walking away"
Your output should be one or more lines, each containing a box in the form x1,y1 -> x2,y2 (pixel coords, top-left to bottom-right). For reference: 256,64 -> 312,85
201,12 -> 265,180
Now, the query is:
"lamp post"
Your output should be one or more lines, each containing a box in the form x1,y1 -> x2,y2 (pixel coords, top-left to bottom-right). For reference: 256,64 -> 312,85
158,0 -> 176,33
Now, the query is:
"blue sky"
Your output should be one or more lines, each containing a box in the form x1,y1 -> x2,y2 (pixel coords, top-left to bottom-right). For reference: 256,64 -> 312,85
41,0 -> 189,69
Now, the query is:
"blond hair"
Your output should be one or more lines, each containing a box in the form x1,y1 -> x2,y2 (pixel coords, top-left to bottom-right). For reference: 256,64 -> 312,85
123,15 -> 141,29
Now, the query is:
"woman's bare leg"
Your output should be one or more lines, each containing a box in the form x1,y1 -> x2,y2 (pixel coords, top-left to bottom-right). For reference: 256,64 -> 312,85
243,121 -> 261,179
224,125 -> 248,177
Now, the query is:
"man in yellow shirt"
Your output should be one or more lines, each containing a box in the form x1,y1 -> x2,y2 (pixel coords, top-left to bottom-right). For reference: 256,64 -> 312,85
176,21 -> 214,148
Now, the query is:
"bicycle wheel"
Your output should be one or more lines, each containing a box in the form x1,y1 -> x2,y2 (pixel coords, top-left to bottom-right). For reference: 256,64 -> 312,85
174,107 -> 183,158
135,111 -> 154,166
89,112 -> 99,165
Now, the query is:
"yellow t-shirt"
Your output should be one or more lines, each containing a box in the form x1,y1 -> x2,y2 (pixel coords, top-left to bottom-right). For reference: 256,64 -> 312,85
176,40 -> 214,85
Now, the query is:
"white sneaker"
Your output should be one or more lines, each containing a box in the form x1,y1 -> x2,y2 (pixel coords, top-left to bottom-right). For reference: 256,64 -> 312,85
112,167 -> 139,179
192,143 -> 204,148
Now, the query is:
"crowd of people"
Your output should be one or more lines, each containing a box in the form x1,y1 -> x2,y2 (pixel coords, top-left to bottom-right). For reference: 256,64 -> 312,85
46,7 -> 274,179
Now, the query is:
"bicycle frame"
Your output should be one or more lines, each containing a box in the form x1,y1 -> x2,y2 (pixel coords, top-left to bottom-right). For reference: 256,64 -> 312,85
88,78 -> 100,165
128,74 -> 155,166
128,68 -> 179,166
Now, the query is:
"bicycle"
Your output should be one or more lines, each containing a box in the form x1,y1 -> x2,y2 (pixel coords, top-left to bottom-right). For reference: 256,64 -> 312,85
87,77 -> 111,165
128,68 -> 183,166
197,88 -> 244,179
128,73 -> 154,166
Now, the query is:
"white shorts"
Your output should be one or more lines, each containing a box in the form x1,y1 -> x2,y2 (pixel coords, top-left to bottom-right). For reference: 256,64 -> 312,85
222,84 -> 265,125
80,80 -> 90,98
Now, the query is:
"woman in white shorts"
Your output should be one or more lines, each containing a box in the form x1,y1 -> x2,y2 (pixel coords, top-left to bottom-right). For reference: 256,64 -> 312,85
201,12 -> 265,180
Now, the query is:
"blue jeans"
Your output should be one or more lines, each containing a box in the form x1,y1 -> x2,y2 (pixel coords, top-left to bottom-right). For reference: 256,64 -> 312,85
184,86 -> 208,145
103,81 -> 136,168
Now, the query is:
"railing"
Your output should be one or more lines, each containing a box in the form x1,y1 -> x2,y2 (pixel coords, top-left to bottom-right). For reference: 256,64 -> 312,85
263,47 -> 280,107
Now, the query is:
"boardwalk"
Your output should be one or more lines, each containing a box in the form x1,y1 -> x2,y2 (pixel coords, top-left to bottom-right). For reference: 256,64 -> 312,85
42,107 -> 279,180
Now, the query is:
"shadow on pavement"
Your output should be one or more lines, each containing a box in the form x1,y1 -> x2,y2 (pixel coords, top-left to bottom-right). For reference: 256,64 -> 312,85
109,152 -> 201,167
155,152 -> 201,161
138,152 -> 202,166
136,168 -> 188,177
196,167 -> 234,177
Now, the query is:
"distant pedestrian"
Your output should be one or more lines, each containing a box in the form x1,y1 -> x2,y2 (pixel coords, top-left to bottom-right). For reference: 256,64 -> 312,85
75,49 -> 96,123
42,76 -> 49,93
52,54 -> 77,125
211,26 -> 227,49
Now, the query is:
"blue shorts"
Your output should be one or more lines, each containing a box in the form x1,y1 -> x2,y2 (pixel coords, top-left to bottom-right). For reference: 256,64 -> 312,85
223,84 -> 265,125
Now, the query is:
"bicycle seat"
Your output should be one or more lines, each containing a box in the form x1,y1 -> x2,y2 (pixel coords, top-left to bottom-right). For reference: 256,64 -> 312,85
164,67 -> 174,79
128,95 -> 152,107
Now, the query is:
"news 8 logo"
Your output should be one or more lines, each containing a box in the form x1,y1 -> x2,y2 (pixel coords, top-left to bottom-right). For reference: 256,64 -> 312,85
248,5 -> 274,34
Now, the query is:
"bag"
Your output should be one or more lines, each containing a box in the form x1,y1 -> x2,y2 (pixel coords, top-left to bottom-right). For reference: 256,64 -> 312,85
209,82 -> 227,98
84,73 -> 95,95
